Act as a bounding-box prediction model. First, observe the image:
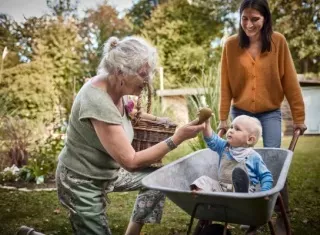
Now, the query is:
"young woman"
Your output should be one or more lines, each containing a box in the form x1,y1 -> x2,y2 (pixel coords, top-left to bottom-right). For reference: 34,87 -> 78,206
217,1 -> 307,233
218,0 -> 307,148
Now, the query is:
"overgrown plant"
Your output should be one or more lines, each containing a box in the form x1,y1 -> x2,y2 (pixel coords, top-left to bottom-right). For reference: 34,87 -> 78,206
19,121 -> 67,184
187,66 -> 221,151
19,154 -> 56,184
0,165 -> 20,182
0,117 -> 36,168
0,94 -> 16,170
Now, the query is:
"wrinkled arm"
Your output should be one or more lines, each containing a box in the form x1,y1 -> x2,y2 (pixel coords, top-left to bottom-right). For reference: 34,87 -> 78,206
91,120 -> 171,171
91,119 -> 204,171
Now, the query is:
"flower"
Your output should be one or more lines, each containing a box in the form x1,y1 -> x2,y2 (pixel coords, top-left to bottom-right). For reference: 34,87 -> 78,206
3,165 -> 20,175
125,100 -> 134,114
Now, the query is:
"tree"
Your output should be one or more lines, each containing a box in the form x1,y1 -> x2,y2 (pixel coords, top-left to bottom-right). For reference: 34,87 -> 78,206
141,0 -> 224,88
0,60 -> 57,124
46,0 -> 79,18
0,14 -> 21,69
78,1 -> 131,76
32,18 -> 85,119
269,0 -> 320,74
13,16 -> 49,62
126,0 -> 159,34
190,0 -> 241,33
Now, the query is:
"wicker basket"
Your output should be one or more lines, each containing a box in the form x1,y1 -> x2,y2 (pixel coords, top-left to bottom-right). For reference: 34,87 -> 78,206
131,83 -> 177,168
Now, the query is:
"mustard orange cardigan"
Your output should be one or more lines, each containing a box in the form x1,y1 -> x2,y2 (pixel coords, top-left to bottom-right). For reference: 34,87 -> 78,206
219,32 -> 305,124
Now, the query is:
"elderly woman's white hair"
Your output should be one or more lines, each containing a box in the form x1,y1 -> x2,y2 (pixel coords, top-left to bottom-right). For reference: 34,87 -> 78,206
97,36 -> 158,77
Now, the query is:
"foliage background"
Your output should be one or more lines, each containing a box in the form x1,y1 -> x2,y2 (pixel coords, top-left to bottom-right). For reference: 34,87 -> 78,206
0,0 -> 319,183
0,0 -> 319,234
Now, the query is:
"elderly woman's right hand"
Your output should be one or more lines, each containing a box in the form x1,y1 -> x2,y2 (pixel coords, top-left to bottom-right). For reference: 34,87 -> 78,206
172,119 -> 205,145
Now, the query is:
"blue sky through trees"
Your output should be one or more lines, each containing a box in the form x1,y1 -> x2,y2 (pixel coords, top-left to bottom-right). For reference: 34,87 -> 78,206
0,0 -> 133,21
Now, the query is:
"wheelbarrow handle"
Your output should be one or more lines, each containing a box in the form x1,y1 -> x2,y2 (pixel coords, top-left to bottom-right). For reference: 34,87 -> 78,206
288,129 -> 301,152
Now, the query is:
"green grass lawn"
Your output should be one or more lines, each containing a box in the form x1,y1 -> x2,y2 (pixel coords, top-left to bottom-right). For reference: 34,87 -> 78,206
0,136 -> 319,235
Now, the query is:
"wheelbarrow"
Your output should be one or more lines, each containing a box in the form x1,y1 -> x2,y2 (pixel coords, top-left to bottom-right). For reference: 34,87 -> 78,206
142,130 -> 300,235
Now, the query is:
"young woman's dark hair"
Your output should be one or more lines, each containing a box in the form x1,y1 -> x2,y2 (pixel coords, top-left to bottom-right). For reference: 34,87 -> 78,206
238,0 -> 273,53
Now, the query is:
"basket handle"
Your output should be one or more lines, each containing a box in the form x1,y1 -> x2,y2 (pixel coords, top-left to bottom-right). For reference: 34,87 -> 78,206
133,82 -> 152,125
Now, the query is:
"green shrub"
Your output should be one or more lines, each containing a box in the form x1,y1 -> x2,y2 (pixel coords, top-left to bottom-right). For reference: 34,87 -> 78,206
187,67 -> 222,151
0,61 -> 57,124
20,121 -> 67,184
19,154 -> 56,184
0,117 -> 38,168
0,165 -> 20,183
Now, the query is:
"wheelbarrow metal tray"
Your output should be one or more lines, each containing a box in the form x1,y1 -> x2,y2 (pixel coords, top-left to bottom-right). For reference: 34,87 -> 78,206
142,148 -> 293,226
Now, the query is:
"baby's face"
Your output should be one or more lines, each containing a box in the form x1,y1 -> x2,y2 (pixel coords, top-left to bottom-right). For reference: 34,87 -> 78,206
226,119 -> 252,147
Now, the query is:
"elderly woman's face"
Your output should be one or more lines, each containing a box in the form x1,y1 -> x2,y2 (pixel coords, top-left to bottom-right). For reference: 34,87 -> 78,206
123,66 -> 151,96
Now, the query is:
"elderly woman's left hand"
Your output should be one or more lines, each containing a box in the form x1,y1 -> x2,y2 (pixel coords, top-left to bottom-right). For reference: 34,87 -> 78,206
293,123 -> 307,135
157,117 -> 172,124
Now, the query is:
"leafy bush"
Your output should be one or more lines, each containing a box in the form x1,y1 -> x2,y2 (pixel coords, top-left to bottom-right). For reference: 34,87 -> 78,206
19,121 -> 67,184
0,117 -> 38,168
19,154 -> 56,184
0,60 -> 57,124
32,121 -> 67,160
0,165 -> 20,183
141,0 -> 224,89
187,67 -> 221,151
0,117 -> 65,184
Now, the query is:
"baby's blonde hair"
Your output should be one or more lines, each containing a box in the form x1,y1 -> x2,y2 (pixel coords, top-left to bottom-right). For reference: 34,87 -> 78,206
232,115 -> 262,146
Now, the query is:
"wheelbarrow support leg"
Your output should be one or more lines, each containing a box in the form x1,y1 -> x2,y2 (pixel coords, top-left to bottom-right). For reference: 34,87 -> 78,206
223,222 -> 228,235
188,203 -> 201,235
278,194 -> 292,235
267,220 -> 276,235
188,203 -> 212,235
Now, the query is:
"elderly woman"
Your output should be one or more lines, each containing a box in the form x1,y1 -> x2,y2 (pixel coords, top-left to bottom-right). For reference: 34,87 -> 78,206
55,36 -> 204,235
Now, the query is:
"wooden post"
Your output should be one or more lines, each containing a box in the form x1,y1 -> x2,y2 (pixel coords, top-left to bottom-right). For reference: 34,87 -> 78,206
159,67 -> 164,112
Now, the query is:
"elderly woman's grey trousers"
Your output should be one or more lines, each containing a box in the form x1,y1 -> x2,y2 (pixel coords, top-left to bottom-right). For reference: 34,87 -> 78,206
56,161 -> 165,235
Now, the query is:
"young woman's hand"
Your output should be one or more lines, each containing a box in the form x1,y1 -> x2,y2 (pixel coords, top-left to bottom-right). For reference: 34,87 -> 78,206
293,123 -> 307,135
218,120 -> 228,132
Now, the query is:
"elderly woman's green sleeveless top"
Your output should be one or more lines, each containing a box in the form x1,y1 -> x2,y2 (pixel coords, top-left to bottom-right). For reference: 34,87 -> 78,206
58,81 -> 134,180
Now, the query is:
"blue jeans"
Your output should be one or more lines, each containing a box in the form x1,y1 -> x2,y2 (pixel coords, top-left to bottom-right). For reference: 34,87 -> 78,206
231,106 -> 282,148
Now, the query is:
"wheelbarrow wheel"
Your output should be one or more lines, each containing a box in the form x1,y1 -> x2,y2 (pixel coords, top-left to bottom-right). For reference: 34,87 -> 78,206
193,220 -> 209,235
195,223 -> 232,235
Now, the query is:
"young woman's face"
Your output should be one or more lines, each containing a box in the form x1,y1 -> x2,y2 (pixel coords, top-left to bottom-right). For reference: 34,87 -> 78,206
241,8 -> 265,39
